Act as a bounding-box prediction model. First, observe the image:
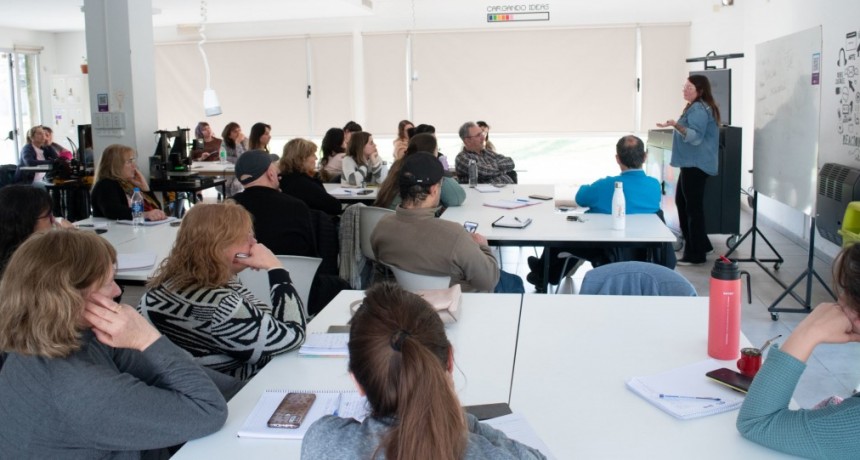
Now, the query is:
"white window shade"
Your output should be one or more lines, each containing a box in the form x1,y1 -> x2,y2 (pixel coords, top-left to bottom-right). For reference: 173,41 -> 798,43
363,33 -> 408,135
308,35 -> 353,137
640,25 -> 691,131
155,38 -> 308,136
411,28 -> 637,134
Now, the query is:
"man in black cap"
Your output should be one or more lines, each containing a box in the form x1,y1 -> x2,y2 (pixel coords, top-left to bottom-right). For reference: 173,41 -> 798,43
371,152 -> 523,293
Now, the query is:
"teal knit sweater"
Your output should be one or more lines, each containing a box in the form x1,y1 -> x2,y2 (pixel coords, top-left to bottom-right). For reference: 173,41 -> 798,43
737,346 -> 860,459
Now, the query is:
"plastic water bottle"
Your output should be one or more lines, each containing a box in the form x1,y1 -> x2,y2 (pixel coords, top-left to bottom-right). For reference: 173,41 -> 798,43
379,161 -> 389,182
708,258 -> 742,359
219,143 -> 227,165
611,181 -> 625,230
468,159 -> 478,188
131,187 -> 144,228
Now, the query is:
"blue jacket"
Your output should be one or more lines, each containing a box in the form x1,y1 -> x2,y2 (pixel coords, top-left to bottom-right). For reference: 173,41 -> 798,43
669,101 -> 719,176
14,143 -> 58,184
575,169 -> 661,215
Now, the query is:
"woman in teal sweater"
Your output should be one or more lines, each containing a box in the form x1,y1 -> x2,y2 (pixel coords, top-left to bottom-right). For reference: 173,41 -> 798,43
374,133 -> 465,210
737,243 -> 860,458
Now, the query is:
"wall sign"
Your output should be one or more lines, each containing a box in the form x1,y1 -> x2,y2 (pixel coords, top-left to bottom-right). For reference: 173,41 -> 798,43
487,4 -> 550,22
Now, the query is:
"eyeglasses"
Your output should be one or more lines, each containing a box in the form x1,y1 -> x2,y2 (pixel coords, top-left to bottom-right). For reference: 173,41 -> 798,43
38,210 -> 55,224
124,157 -> 137,165
467,132 -> 485,139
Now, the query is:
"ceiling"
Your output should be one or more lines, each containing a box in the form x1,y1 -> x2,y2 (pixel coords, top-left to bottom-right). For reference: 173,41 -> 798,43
0,0 -> 373,33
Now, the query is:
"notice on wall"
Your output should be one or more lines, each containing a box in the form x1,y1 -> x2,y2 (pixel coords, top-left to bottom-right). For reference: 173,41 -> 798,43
834,29 -> 860,155
486,3 -> 550,22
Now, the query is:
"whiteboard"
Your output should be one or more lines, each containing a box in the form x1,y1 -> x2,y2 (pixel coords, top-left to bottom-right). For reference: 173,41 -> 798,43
753,26 -> 822,216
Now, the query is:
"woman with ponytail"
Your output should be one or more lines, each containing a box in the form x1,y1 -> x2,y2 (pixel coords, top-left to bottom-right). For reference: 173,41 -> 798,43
301,283 -> 545,459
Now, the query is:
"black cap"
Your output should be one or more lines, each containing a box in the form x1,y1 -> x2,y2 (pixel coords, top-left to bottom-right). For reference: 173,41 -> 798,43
235,150 -> 279,185
399,152 -> 443,187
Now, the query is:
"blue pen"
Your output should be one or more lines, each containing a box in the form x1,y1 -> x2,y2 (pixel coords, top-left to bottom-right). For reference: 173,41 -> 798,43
516,198 -> 529,202
659,394 -> 722,401
333,393 -> 343,416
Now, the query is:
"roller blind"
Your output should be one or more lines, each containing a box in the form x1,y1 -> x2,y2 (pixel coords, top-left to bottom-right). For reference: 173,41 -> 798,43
411,27 -> 637,134
640,25 -> 691,131
308,35 -> 353,137
363,33 -> 408,135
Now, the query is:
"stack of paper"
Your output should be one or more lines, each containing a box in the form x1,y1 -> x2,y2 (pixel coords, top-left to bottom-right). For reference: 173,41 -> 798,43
484,199 -> 541,209
626,358 -> 746,420
298,333 -> 349,357
474,184 -> 501,193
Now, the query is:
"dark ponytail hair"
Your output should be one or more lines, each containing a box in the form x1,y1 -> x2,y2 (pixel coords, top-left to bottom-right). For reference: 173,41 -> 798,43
686,75 -> 722,126
349,283 -> 467,460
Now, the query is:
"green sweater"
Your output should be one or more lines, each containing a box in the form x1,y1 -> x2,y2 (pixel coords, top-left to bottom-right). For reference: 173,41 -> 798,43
737,346 -> 860,459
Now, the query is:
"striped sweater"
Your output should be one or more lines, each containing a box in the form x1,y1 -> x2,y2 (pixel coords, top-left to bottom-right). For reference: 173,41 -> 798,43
138,268 -> 306,381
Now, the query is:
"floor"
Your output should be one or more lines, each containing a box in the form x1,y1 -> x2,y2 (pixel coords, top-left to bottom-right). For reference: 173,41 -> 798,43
498,206 -> 860,408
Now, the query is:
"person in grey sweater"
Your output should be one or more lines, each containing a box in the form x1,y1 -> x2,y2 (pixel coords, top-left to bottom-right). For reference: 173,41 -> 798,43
301,283 -> 546,459
0,230 -> 228,459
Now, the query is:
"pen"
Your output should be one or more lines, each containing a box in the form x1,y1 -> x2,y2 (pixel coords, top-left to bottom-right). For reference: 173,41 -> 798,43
76,224 -> 95,227
514,217 -> 522,222
659,394 -> 722,401
333,393 -> 343,416
516,198 -> 529,202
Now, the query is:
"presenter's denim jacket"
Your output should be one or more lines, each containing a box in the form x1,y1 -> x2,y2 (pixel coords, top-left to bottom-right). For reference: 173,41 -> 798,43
669,101 -> 719,176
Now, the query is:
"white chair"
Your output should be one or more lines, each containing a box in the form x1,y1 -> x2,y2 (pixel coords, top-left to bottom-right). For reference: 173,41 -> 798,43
358,206 -> 394,261
385,263 -> 451,292
238,255 -> 322,317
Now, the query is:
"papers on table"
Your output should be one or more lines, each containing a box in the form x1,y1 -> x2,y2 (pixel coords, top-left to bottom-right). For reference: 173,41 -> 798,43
474,184 -> 501,193
116,252 -> 157,271
116,216 -> 180,226
626,358 -> 746,420
483,199 -> 541,209
298,333 -> 349,357
492,216 -> 533,229
238,390 -> 367,439
328,187 -> 371,196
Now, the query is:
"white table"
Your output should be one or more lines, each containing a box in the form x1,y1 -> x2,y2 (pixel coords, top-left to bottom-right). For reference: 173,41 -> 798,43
323,183 -> 378,202
173,290 -> 523,459
509,294 -> 791,459
441,184 -> 675,245
189,162 -> 235,176
78,217 -> 178,283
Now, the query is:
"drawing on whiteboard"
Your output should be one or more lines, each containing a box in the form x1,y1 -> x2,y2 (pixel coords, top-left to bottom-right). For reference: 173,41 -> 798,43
836,29 -> 860,159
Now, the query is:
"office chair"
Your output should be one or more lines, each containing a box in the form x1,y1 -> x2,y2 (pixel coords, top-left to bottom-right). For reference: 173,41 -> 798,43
579,261 -> 696,296
385,263 -> 452,292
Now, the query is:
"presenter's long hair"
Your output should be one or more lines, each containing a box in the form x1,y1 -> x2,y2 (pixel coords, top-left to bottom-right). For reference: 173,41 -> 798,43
685,75 -> 722,126
348,283 -> 467,460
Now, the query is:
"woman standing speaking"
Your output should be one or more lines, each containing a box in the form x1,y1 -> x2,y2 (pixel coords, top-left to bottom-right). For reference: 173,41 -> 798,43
658,74 -> 721,265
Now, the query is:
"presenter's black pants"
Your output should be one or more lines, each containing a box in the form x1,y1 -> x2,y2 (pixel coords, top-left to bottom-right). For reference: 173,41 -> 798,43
676,167 -> 713,262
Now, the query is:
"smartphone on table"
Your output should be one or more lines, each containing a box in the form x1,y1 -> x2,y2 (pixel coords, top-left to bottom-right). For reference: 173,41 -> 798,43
267,392 -> 317,428
705,368 -> 752,394
464,221 -> 478,233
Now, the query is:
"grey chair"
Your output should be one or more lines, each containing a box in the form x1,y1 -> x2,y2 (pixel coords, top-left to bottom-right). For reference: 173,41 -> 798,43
579,261 -> 696,296
358,206 -> 395,262
385,263 -> 452,292
238,255 -> 322,318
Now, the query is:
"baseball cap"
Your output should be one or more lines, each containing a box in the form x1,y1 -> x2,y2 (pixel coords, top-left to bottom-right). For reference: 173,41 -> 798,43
235,150 -> 279,185
399,152 -> 443,187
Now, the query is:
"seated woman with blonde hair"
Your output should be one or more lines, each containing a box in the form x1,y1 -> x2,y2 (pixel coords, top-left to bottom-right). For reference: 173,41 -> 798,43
0,230 -> 228,457
302,283 -> 546,459
139,201 -> 307,381
91,144 -> 167,221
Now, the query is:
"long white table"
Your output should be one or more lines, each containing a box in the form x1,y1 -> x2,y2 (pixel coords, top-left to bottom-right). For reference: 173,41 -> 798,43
77,217 -> 178,283
441,184 -> 676,245
189,162 -> 235,176
510,294 -> 791,459
173,290 -> 523,459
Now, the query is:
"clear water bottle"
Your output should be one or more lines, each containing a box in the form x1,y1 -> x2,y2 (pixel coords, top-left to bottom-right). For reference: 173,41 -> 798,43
219,143 -> 228,165
611,181 -> 625,230
468,159 -> 478,188
131,187 -> 144,228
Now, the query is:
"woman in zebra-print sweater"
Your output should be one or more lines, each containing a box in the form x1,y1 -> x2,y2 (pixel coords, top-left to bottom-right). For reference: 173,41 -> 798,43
138,202 -> 307,381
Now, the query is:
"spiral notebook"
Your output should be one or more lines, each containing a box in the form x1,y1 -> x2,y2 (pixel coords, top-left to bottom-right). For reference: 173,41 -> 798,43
238,390 -> 367,439
626,358 -> 746,420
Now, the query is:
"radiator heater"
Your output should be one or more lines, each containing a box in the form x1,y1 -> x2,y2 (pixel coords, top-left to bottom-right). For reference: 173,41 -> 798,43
817,162 -> 860,245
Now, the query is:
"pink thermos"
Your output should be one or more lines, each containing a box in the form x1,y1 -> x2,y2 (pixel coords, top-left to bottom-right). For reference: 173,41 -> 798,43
708,257 -> 749,360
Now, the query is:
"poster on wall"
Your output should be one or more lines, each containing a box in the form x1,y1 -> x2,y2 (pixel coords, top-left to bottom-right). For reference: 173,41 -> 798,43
834,29 -> 860,160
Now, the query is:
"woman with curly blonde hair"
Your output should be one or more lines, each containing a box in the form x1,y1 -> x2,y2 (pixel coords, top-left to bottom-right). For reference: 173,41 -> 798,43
139,201 -> 307,381
0,230 -> 228,457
